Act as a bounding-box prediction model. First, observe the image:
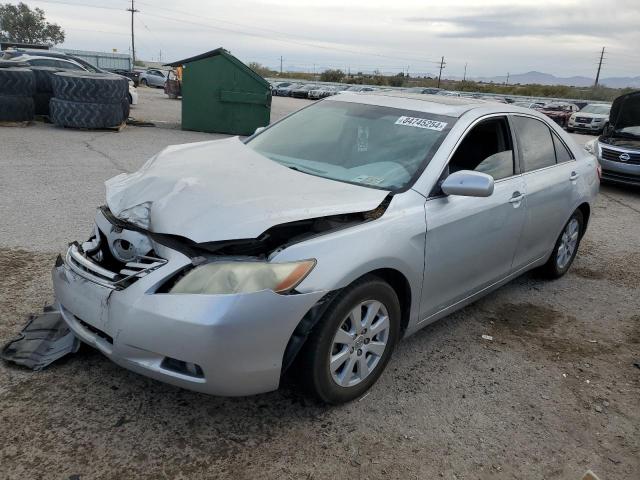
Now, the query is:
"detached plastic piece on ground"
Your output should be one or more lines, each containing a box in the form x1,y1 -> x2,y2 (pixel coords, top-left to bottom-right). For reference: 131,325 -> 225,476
1,306 -> 80,370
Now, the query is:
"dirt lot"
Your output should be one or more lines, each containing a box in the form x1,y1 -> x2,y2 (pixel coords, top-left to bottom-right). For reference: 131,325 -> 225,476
0,88 -> 638,480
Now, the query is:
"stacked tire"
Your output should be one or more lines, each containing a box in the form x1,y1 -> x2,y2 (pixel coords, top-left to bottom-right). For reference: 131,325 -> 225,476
0,66 -> 35,122
50,72 -> 129,129
30,66 -> 64,116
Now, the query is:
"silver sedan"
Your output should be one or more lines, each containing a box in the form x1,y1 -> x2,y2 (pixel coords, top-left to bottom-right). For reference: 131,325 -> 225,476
52,93 -> 599,404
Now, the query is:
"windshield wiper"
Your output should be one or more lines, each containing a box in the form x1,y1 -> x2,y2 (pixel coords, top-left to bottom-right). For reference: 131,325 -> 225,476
286,164 -> 327,174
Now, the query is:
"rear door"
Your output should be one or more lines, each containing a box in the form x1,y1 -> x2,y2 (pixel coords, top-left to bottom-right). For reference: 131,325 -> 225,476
510,115 -> 577,269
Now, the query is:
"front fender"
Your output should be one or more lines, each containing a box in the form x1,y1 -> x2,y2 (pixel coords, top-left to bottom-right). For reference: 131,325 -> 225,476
272,190 -> 427,329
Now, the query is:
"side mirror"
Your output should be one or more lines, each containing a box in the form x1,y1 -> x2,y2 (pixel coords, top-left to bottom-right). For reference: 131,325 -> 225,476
441,170 -> 494,197
254,126 -> 266,135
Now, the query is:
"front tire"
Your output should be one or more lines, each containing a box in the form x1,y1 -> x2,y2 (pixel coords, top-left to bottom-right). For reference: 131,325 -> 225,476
539,209 -> 584,278
140,78 -> 148,87
299,276 -> 401,404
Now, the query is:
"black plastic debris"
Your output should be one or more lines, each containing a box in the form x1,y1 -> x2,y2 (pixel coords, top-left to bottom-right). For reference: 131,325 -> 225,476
1,306 -> 80,370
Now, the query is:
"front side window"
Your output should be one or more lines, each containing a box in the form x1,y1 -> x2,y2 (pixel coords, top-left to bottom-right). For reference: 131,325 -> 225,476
512,116 -> 556,171
448,116 -> 515,181
247,100 -> 455,191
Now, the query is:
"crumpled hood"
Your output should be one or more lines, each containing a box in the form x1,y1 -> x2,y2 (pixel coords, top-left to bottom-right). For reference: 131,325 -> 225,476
105,137 -> 389,243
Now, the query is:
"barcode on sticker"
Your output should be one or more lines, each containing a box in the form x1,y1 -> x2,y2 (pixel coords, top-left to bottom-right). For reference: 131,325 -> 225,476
395,116 -> 447,131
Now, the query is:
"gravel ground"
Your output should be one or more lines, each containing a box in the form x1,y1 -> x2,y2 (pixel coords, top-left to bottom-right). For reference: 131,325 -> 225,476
0,88 -> 638,480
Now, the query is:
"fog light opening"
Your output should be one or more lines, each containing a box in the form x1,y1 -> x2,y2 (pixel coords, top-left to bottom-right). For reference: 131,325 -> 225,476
160,357 -> 204,378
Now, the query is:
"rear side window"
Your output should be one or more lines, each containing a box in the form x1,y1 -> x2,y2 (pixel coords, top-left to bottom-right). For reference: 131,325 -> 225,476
552,134 -> 573,163
512,116 -> 556,171
56,60 -> 83,70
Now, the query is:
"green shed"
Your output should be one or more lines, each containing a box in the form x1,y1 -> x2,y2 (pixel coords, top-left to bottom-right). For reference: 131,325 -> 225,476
166,48 -> 271,135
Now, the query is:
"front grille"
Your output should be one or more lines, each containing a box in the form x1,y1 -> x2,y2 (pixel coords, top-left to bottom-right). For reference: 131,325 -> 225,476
76,317 -> 114,344
575,117 -> 592,124
602,170 -> 640,185
66,243 -> 167,289
600,146 -> 640,165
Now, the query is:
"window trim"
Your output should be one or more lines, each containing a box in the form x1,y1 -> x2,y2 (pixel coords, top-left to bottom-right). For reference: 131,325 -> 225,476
428,113 -> 519,198
509,113 -> 575,174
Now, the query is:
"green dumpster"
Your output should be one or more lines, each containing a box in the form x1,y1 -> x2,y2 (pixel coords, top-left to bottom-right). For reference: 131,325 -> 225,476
165,48 -> 271,135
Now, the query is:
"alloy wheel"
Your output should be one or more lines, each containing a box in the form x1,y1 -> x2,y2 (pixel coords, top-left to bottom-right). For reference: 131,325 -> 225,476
556,218 -> 580,269
329,300 -> 390,387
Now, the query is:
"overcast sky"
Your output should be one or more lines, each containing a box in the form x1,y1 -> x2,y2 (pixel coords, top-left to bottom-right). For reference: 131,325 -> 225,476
20,0 -> 640,78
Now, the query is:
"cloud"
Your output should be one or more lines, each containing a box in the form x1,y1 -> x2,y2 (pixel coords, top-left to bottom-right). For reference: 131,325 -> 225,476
404,3 -> 638,39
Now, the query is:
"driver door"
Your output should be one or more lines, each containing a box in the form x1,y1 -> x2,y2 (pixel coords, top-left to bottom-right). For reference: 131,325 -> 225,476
420,115 -> 527,321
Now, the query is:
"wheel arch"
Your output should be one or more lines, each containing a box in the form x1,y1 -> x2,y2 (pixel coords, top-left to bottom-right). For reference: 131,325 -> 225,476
576,202 -> 591,236
280,267 -> 413,375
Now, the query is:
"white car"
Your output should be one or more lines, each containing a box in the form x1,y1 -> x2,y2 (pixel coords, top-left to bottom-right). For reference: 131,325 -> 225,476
6,51 -> 138,105
567,103 -> 611,134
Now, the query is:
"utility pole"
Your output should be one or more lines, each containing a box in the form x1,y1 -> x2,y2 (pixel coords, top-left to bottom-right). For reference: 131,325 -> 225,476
437,56 -> 445,88
594,46 -> 605,88
463,62 -> 467,82
127,0 -> 139,64
505,72 -> 510,86
280,55 -> 283,75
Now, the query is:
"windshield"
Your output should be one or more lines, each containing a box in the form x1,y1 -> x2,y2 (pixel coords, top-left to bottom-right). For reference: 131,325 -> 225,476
581,104 -> 610,115
246,100 -> 454,191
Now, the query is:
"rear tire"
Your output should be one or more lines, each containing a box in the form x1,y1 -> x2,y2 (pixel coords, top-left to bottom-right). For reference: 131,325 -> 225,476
299,276 -> 401,404
539,209 -> 584,278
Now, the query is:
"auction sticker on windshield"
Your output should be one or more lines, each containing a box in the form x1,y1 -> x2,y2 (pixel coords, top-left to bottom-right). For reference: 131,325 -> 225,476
395,116 -> 448,131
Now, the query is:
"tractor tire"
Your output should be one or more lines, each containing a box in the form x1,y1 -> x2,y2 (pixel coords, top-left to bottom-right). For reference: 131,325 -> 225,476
30,66 -> 63,93
50,98 -> 126,129
51,72 -> 128,104
34,92 -> 53,116
0,68 -> 35,96
0,95 -> 34,122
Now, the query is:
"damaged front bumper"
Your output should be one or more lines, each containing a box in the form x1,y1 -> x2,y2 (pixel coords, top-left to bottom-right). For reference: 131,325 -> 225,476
52,215 -> 325,396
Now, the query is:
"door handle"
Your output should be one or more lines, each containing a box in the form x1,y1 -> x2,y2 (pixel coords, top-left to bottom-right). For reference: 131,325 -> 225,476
509,192 -> 525,204
570,171 -> 580,181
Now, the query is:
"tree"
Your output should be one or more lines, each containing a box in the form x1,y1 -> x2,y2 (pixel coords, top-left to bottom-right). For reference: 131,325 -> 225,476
388,72 -> 405,87
0,2 -> 64,46
247,62 -> 276,78
320,69 -> 344,83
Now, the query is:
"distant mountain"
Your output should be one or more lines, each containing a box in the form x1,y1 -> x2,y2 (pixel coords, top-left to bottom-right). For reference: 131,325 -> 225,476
470,71 -> 640,89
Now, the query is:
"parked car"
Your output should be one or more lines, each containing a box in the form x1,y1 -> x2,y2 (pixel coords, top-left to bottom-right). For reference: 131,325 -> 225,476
2,49 -> 138,105
110,69 -> 140,87
338,85 -> 377,93
513,101 -> 545,109
271,82 -> 293,95
407,87 -> 442,95
308,85 -> 338,99
539,102 -> 579,128
139,69 -> 166,88
567,103 -> 611,134
274,82 -> 303,96
585,91 -> 640,186
290,84 -> 320,98
52,93 -> 598,404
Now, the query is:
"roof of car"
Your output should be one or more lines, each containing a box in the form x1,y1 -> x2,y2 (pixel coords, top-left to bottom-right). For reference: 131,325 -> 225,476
327,91 -> 489,117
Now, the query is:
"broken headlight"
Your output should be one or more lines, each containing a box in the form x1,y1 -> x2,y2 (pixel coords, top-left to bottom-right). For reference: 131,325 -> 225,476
117,201 -> 152,229
169,260 -> 316,295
